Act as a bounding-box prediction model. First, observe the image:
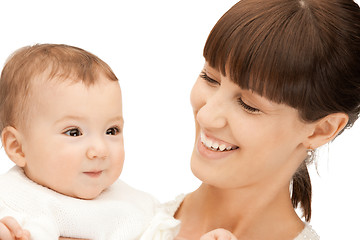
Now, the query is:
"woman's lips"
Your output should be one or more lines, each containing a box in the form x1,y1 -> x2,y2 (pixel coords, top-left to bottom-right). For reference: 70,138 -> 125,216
200,131 -> 239,151
197,132 -> 239,160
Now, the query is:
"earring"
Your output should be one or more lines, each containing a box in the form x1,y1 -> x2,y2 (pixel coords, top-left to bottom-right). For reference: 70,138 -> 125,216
306,148 -> 315,163
307,149 -> 314,157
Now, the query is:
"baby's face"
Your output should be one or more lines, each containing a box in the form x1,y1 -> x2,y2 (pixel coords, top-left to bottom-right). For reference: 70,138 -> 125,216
19,75 -> 124,199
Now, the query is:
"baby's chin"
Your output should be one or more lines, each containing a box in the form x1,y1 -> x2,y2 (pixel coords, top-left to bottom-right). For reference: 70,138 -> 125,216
58,186 -> 106,200
73,188 -> 106,200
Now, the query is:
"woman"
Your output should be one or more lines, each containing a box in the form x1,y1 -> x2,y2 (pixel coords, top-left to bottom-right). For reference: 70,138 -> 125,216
169,0 -> 360,239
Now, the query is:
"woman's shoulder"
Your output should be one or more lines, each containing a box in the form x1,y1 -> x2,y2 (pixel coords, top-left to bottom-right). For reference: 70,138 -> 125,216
294,224 -> 319,240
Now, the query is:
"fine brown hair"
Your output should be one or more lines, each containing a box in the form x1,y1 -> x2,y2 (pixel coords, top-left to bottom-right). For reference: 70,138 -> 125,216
0,44 -> 118,135
203,0 -> 360,221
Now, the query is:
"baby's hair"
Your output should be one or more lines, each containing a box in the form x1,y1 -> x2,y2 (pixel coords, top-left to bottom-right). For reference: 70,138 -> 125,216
0,44 -> 118,135
204,0 -> 360,221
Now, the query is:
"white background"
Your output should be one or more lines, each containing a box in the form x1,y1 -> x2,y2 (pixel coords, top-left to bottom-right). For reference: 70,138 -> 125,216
0,1 -> 359,239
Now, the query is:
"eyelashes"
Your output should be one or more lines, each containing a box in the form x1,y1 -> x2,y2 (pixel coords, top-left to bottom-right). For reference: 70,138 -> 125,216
106,126 -> 121,135
62,126 -> 122,137
200,71 -> 219,85
64,127 -> 82,137
237,98 -> 260,113
200,71 -> 260,113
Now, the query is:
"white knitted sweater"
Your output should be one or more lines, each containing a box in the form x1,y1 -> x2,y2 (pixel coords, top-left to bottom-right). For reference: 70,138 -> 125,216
0,166 -> 180,240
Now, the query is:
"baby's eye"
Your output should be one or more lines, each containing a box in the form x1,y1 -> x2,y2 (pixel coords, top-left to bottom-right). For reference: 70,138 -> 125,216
64,128 -> 82,137
106,127 -> 120,136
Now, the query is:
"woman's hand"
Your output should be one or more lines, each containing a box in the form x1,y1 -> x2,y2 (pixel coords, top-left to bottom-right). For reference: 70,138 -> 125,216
0,216 -> 30,240
200,228 -> 238,240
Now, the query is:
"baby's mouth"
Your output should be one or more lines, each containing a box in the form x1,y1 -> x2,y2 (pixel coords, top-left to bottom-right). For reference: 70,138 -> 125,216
83,170 -> 103,178
200,132 -> 239,152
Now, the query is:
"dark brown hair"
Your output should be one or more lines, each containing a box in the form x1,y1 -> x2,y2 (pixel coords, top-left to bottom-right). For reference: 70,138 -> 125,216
0,44 -> 118,134
203,0 -> 360,221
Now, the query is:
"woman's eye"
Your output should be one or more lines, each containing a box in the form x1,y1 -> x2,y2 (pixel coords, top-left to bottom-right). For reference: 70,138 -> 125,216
64,128 -> 82,137
200,71 -> 219,85
106,127 -> 120,135
237,98 -> 260,113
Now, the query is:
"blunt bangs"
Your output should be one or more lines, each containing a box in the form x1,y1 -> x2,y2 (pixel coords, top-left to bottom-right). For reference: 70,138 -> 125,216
203,0 -> 360,123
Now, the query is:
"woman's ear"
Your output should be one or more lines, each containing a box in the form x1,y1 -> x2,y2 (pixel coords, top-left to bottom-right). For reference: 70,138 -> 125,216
306,113 -> 349,148
1,126 -> 26,167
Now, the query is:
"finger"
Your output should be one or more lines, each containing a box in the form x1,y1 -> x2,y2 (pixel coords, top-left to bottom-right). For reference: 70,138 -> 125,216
229,233 -> 238,240
222,229 -> 238,240
0,222 -> 14,240
200,229 -> 237,240
200,230 -> 218,240
20,230 -> 30,240
0,217 -> 23,238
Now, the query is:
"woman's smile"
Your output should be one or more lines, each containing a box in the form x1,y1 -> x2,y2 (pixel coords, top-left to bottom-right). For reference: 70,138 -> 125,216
200,131 -> 239,152
197,131 -> 239,160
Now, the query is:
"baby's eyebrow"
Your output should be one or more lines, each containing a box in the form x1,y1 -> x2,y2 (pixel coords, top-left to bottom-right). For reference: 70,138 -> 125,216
108,116 -> 124,125
54,115 -> 124,126
54,115 -> 86,124
109,116 -> 123,121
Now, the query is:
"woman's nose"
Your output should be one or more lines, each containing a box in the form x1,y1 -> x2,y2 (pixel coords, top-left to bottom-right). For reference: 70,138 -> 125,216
86,137 -> 108,160
196,93 -> 227,129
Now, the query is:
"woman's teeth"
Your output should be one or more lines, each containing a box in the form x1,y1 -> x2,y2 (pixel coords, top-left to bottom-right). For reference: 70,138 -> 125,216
200,132 -> 238,152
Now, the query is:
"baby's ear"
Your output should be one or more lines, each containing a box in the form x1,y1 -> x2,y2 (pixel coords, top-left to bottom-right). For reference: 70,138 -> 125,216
306,113 -> 348,149
1,126 -> 26,167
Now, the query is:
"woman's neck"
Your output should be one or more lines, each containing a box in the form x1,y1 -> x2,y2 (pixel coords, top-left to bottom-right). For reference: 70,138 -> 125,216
175,181 -> 304,240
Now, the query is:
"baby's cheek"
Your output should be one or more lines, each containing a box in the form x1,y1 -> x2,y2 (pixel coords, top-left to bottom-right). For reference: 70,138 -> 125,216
111,151 -> 125,176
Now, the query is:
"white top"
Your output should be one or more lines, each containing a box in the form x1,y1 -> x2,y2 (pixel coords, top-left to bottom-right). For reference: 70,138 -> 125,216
0,166 -> 180,240
163,194 -> 320,240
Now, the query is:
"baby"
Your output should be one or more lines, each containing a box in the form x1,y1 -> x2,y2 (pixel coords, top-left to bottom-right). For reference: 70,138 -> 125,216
0,44 -> 238,240
0,44 -> 179,240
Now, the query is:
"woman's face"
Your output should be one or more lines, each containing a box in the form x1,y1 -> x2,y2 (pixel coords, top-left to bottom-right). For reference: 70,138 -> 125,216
190,62 -> 313,189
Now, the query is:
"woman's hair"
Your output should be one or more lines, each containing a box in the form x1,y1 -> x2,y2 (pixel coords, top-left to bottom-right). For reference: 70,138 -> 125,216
0,44 -> 118,135
203,0 -> 360,221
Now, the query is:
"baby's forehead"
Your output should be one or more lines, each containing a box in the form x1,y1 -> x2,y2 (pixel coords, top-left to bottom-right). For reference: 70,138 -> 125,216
26,76 -> 122,116
23,77 -> 119,122
30,70 -> 117,89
